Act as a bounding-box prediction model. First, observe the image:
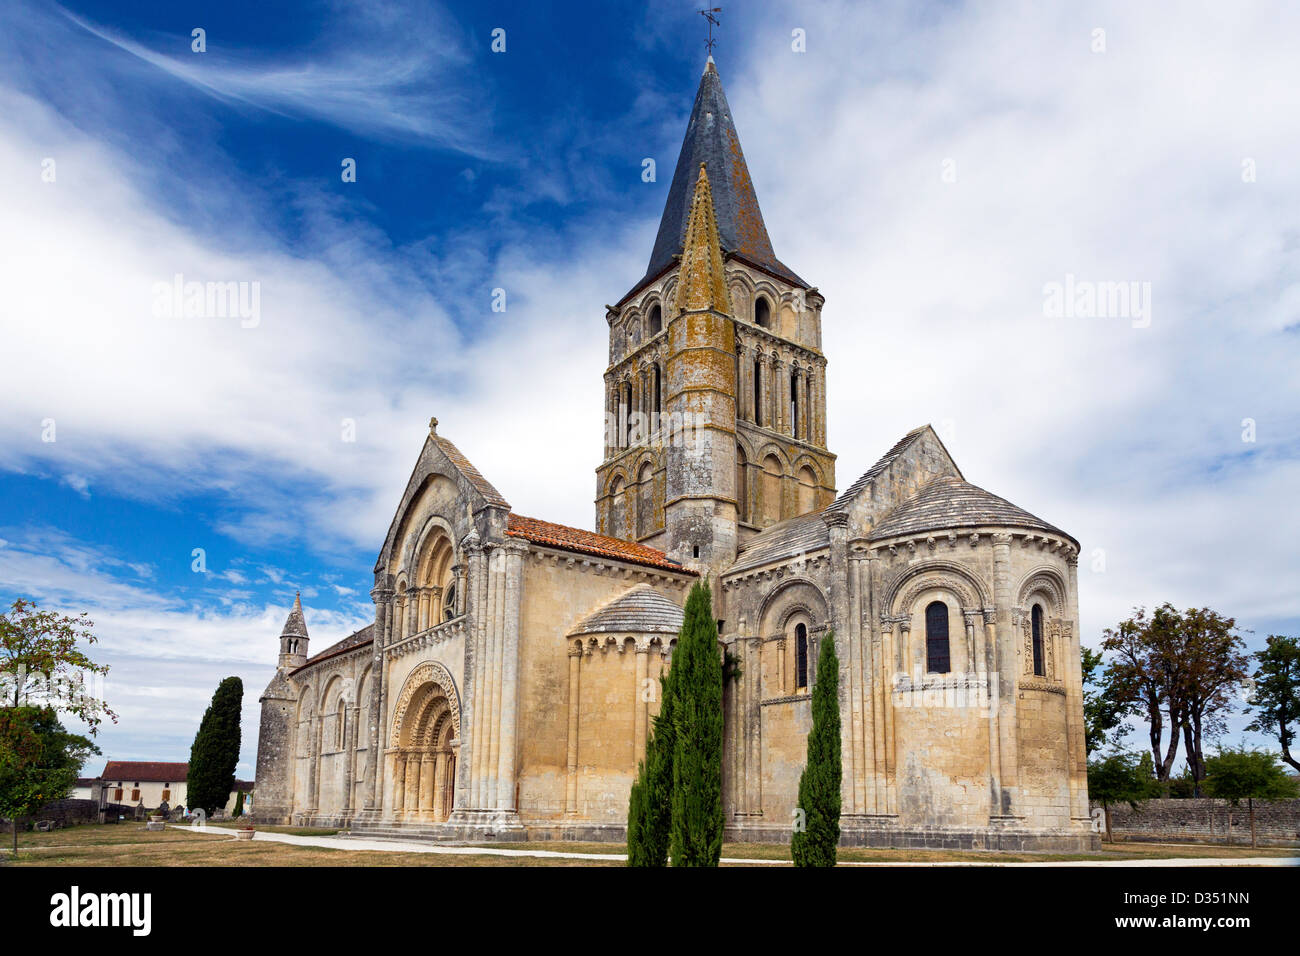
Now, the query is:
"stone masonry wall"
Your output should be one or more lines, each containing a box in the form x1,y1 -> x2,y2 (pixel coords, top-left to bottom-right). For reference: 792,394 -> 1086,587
1094,797 -> 1300,845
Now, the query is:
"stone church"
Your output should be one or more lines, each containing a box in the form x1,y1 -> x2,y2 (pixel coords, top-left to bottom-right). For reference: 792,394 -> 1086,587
255,59 -> 1096,850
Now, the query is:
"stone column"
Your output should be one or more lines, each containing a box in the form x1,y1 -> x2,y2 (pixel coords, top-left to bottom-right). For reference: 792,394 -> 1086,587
496,540 -> 527,812
458,532 -> 486,811
392,752 -> 407,812
365,587 -> 391,809
1064,553 -> 1089,821
743,340 -> 754,421
405,751 -> 422,813
823,512 -> 854,813
849,547 -> 868,813
879,618 -> 898,815
342,702 -> 357,813
452,563 -> 466,617
983,608 -> 1003,816
747,633 -> 762,817
775,356 -> 788,434
419,752 -> 436,813
634,642 -> 650,759
899,621 -> 914,682
963,611 -> 979,678
307,714 -> 322,811
565,642 -> 582,815
477,546 -> 503,809
768,354 -> 779,430
991,533 -> 1019,805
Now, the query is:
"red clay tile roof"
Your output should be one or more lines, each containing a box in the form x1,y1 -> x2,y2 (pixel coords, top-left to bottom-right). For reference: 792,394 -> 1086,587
506,514 -> 695,574
99,761 -> 189,782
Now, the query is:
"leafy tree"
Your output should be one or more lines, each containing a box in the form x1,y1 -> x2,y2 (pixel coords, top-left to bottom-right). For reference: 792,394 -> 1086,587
186,677 -> 243,814
669,581 -> 724,867
1102,606 -> 1184,782
627,670 -> 676,866
1245,635 -> 1300,774
1203,746 -> 1300,847
1081,645 -> 1130,754
232,789 -> 245,819
1101,604 -> 1249,793
1176,608 -> 1249,794
0,706 -> 98,857
0,599 -> 116,732
791,631 -> 841,866
1086,750 -> 1157,842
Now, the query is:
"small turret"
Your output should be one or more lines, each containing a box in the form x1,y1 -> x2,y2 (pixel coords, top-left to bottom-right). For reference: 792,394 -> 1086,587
277,592 -> 309,671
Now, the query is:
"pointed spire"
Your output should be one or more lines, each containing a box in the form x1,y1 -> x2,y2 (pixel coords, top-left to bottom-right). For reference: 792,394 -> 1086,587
638,60 -> 805,292
280,591 -> 308,638
674,164 -> 732,315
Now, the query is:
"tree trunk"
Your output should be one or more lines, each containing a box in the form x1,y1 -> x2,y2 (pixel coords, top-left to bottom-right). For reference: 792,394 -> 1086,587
1104,805 -> 1113,843
1249,798 -> 1256,848
1281,742 -> 1300,775
1180,721 -> 1202,797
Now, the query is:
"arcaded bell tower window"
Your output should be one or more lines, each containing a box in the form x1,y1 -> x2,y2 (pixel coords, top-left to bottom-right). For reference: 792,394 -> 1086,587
648,303 -> 662,336
755,296 -> 770,328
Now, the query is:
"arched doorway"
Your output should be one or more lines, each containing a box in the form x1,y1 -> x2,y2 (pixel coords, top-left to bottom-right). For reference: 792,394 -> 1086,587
388,663 -> 461,822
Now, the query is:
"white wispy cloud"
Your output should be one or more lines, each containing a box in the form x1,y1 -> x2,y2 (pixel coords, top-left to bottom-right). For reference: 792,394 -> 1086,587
1,0 -> 1297,768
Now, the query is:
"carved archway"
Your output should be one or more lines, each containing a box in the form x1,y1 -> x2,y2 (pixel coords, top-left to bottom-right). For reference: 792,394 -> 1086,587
389,660 -> 461,747
387,661 -> 461,821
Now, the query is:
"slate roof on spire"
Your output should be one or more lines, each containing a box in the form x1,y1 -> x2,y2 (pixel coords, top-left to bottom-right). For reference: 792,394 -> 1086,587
280,592 -> 308,638
631,59 -> 806,299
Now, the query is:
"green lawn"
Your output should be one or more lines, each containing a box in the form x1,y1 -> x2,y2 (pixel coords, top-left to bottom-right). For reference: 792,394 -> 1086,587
2,823 -> 1293,867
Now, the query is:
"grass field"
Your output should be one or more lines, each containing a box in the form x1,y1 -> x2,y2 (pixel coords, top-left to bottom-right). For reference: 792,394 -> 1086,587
0,824 -> 1294,867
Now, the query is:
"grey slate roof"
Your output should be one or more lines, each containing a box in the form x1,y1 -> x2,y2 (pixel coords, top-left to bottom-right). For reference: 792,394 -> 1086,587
728,511 -> 830,575
630,59 -> 806,299
280,592 -> 308,638
868,476 -> 1075,545
569,584 -> 684,636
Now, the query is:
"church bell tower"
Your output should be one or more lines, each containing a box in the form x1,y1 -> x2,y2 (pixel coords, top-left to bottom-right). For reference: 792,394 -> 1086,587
596,58 -> 836,569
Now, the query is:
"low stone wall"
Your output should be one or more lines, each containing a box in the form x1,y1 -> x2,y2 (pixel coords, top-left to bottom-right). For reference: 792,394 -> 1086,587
1093,798 -> 1300,846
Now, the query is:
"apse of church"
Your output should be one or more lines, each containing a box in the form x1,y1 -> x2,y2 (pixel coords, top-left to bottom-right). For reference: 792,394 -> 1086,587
255,58 -> 1096,852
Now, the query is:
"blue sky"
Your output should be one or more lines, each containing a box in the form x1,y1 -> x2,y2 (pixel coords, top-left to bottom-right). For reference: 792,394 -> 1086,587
1,0 -> 1298,780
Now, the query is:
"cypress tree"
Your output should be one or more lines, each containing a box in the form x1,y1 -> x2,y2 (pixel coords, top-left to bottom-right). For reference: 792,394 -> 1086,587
187,676 -> 243,814
791,630 -> 842,866
627,668 -> 676,866
670,580 -> 724,867
232,789 -> 245,819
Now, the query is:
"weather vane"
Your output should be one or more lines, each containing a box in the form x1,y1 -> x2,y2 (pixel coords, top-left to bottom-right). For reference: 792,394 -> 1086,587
700,7 -> 722,55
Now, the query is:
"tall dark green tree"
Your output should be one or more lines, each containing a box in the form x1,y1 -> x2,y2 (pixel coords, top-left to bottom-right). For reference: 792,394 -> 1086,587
1246,635 -> 1300,774
791,630 -> 842,867
186,676 -> 243,814
669,580 -> 724,867
627,670 -> 676,866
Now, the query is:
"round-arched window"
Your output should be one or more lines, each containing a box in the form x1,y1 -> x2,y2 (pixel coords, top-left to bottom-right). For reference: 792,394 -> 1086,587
925,601 -> 951,674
